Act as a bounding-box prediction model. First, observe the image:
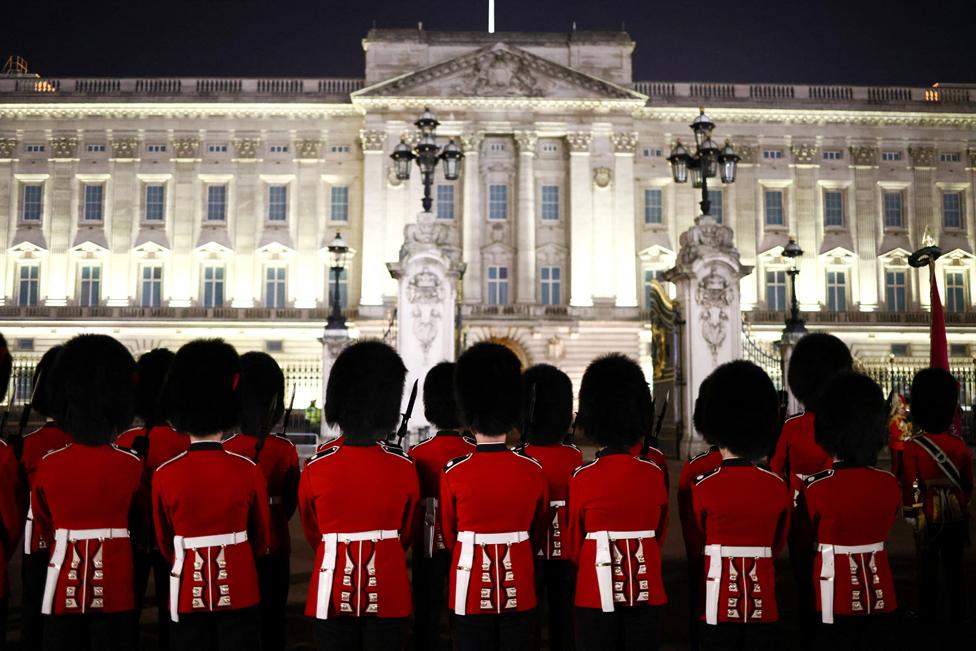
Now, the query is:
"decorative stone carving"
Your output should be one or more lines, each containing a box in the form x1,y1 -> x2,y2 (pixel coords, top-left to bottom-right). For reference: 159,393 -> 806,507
790,143 -> 819,165
967,148 -> 976,169
233,138 -> 260,158
110,137 -> 139,159
49,136 -> 78,159
0,138 -> 17,158
513,130 -> 538,154
696,265 -> 735,361
459,132 -> 484,153
296,139 -> 322,159
565,132 -> 592,153
909,146 -> 935,168
849,146 -> 878,166
611,132 -> 639,154
546,335 -> 565,361
171,137 -> 199,159
455,49 -> 542,97
408,267 -> 444,356
734,144 -> 758,164
592,167 -> 612,190
677,216 -> 738,266
359,130 -> 386,152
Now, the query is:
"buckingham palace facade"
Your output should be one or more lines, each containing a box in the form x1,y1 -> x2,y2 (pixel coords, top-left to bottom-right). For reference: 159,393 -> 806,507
1,29 -> 975,406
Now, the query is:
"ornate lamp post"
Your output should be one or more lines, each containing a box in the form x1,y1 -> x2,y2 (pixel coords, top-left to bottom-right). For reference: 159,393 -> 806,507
782,236 -> 806,334
326,232 -> 351,330
667,108 -> 740,217
390,107 -> 463,212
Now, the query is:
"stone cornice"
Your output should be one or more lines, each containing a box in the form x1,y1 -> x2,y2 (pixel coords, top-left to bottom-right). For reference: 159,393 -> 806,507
351,96 -> 645,113
0,103 -> 362,121
637,106 -> 976,129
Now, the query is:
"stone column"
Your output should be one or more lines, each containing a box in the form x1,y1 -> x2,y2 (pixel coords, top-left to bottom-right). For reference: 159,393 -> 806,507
107,144 -> 136,306
612,132 -> 639,307
514,130 -> 537,304
359,129 -> 388,308
567,131 -> 594,307
460,132 -> 483,303
851,146 -> 880,310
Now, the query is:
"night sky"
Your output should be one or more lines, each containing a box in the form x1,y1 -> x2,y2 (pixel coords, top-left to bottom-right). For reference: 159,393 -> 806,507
2,0 -> 974,86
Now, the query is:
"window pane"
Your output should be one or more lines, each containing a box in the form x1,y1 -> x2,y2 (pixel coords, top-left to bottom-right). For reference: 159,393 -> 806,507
207,185 -> 227,221
141,266 -> 162,307
707,189 -> 723,223
883,191 -> 902,228
19,266 -> 39,306
766,270 -> 786,310
943,192 -> 962,229
330,186 -> 349,222
268,185 -> 288,222
541,185 -> 560,221
540,266 -> 561,305
84,185 -> 104,221
885,271 -> 907,312
488,185 -> 508,220
22,184 -> 43,221
436,185 -> 455,220
826,270 -> 847,311
644,189 -> 662,224
144,185 -> 165,221
80,265 -> 100,307
824,190 -> 844,226
266,267 -> 286,308
764,190 -> 784,226
946,271 -> 966,313
487,265 -> 509,305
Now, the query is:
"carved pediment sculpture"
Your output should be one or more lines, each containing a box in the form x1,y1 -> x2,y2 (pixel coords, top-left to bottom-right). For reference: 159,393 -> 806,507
50,136 -> 78,159
592,167 -> 612,190
111,137 -> 139,159
678,216 -> 738,267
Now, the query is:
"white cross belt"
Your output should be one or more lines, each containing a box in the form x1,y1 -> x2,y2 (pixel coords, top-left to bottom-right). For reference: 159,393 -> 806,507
585,530 -> 655,612
316,530 -> 399,620
454,530 -> 529,615
704,544 -> 773,625
42,527 -> 129,615
817,541 -> 884,623
169,530 -> 248,622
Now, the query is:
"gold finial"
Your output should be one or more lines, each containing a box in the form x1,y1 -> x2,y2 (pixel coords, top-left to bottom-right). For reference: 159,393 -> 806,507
921,225 -> 936,249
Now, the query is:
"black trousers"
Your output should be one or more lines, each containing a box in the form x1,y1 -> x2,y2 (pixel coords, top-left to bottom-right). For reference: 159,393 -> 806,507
788,525 -> 818,648
169,606 -> 261,651
534,559 -> 575,651
43,611 -> 137,651
257,554 -> 290,651
22,550 -> 50,651
411,552 -> 451,651
574,605 -> 660,651
814,613 -> 898,651
698,622 -> 781,651
0,597 -> 6,649
451,610 -> 537,651
315,616 -> 409,651
918,522 -> 968,623
132,549 -> 172,649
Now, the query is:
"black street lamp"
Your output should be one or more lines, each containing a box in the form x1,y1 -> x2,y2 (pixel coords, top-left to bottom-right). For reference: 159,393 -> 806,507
667,108 -> 739,217
326,232 -> 350,330
390,108 -> 463,212
782,236 -> 806,334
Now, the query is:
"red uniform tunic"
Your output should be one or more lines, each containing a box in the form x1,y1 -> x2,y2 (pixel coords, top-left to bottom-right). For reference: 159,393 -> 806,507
299,441 -> 420,619
440,443 -> 549,615
566,449 -> 669,610
0,439 -> 25,599
769,412 -> 833,495
152,441 -> 270,619
409,430 -> 475,557
117,425 -> 190,475
691,458 -> 791,625
900,432 -> 974,521
522,442 -> 583,560
315,436 -> 345,454
629,442 -> 671,492
32,444 -> 146,615
223,433 -> 299,556
21,423 -> 72,553
799,464 -> 899,621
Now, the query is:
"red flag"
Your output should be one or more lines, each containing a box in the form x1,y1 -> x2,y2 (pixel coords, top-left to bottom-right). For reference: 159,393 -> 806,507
929,265 -> 949,371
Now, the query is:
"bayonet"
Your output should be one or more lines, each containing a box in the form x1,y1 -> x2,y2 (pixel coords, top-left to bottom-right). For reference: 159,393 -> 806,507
391,379 -> 418,449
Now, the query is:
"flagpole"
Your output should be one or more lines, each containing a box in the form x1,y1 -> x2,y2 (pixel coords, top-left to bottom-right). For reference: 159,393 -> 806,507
489,0 -> 495,33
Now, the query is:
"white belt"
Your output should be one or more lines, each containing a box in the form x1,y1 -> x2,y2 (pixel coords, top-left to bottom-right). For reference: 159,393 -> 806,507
42,527 -> 129,615
316,529 -> 399,620
24,502 -> 34,555
585,530 -> 655,612
423,498 -> 438,559
170,531 -> 248,622
704,545 -> 773,625
454,530 -> 529,615
549,500 -> 566,508
817,542 -> 885,624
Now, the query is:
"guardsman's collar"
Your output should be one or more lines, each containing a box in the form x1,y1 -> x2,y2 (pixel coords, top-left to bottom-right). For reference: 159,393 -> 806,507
344,438 -> 378,447
720,457 -> 753,467
475,442 -> 508,452
437,430 -> 464,438
596,445 -> 633,458
188,441 -> 223,451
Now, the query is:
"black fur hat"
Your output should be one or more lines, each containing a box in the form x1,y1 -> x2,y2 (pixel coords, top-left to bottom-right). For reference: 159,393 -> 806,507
910,368 -> 959,434
698,360 -> 779,460
325,340 -> 406,440
165,339 -> 241,436
578,354 -> 652,449
523,364 -> 573,445
815,371 -> 887,466
0,335 -> 10,404
787,333 -> 853,412
455,342 -> 522,436
30,345 -> 63,418
238,351 -> 285,437
49,335 -> 135,445
134,348 -> 175,424
423,361 -> 461,430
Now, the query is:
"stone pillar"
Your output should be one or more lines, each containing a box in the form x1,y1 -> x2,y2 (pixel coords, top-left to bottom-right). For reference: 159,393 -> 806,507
514,130 -> 537,304
359,129 -> 388,308
460,132 -> 483,303
666,215 -> 752,457
612,132 -> 639,307
567,131 -> 593,307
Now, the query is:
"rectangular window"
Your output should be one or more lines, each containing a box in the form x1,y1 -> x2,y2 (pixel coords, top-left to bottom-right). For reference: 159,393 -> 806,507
25,144 -> 45,153
207,143 -> 228,153
18,266 -> 39,307
436,185 -> 455,220
762,149 -> 783,160
488,184 -> 508,220
940,152 -> 961,163
946,271 -> 966,314
541,142 -> 558,153
83,184 -> 104,221
21,184 -> 43,221
144,184 -> 165,222
203,266 -> 225,308
86,144 -> 106,153
890,343 -> 910,356
330,186 -> 349,222
764,190 -> 784,226
943,192 -> 962,229
885,271 -> 907,312
269,144 -> 289,153
824,190 -> 844,227
487,266 -> 509,305
766,270 -> 787,310
79,265 -> 100,307
540,185 -> 560,221
207,185 -> 227,222
268,185 -> 288,222
330,145 -> 351,154
540,266 -> 562,305
146,144 -> 166,153
881,151 -> 901,161
823,150 -> 843,161
644,188 -> 663,224
328,268 -> 348,308
141,266 -> 162,308
707,189 -> 723,223
642,147 -> 663,158
265,267 -> 287,308
826,270 -> 847,311
489,143 -> 506,152
643,270 -> 656,309
883,191 -> 903,228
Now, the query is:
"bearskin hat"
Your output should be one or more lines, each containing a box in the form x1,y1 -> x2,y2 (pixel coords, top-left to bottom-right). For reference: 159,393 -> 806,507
698,360 -> 779,460
910,368 -> 959,434
815,371 -> 887,466
522,364 -> 574,445
165,339 -> 241,436
238,351 -> 285,437
29,344 -> 63,418
787,333 -> 853,412
325,340 -> 406,440
134,348 -> 175,425
455,342 -> 522,437
423,361 -> 461,430
49,335 -> 135,445
577,354 -> 652,449
0,335 -> 10,404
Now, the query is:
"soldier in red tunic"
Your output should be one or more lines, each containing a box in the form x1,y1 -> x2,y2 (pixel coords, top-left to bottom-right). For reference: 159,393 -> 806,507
797,371 -> 900,649
441,342 -> 548,650
224,352 -> 299,651
409,361 -> 475,651
31,334 -> 147,650
152,339 -> 270,650
565,354 -> 668,650
299,340 -> 420,650
690,361 -> 791,650
0,334 -> 25,646
517,363 -> 581,651
901,368 -> 973,634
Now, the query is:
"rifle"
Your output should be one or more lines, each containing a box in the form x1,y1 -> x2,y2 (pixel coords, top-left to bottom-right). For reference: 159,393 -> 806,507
643,390 -> 669,455
0,375 -> 13,442
256,385 -> 294,463
520,382 -> 536,449
390,379 -> 418,450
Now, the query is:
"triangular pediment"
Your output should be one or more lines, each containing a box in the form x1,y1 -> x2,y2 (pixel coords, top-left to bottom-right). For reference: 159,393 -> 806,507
70,239 -> 109,257
879,247 -> 912,266
133,228 -> 171,252
195,228 -> 232,255
638,243 -> 676,262
354,42 -> 646,102
257,230 -> 295,256
818,245 -> 856,261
